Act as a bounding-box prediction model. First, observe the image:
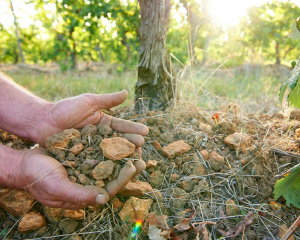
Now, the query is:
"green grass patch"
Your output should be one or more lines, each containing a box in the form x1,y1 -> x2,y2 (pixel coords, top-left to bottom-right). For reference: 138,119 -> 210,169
2,63 -> 287,112
5,69 -> 137,104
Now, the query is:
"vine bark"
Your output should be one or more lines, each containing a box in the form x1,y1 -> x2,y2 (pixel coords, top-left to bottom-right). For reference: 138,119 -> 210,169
135,0 -> 174,111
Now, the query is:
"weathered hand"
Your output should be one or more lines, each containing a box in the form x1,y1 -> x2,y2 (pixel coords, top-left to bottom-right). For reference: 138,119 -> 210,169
36,90 -> 148,152
17,148 -> 145,210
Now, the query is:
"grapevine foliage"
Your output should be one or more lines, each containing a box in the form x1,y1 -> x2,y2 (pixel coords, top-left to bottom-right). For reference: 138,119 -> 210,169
274,165 -> 300,208
278,59 -> 300,108
279,17 -> 300,108
275,17 -> 300,210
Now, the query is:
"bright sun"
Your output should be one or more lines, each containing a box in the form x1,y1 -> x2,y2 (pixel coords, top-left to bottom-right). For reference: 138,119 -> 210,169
207,0 -> 267,26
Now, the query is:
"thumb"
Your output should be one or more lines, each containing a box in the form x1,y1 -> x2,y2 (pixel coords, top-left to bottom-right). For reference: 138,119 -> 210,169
91,90 -> 128,109
59,180 -> 109,206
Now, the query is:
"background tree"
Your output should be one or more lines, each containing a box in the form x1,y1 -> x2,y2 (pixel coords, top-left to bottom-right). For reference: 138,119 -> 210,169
2,0 -> 300,69
135,0 -> 174,111
10,0 -> 24,63
241,1 -> 300,65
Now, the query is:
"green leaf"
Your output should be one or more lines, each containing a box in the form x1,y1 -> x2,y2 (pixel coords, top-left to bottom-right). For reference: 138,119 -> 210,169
287,82 -> 300,108
279,56 -> 300,107
274,165 -> 300,208
290,22 -> 300,40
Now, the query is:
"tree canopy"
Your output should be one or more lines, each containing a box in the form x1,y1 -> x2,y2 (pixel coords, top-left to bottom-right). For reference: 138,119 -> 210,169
1,0 -> 300,69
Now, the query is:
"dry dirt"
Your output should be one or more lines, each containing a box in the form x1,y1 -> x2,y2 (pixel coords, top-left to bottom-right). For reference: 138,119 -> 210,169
1,105 -> 300,240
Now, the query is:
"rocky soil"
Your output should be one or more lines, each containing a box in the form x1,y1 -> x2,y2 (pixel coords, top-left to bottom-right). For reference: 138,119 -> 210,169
1,106 -> 300,239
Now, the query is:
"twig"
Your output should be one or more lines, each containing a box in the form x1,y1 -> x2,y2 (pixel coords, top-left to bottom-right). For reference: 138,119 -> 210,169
281,215 -> 300,240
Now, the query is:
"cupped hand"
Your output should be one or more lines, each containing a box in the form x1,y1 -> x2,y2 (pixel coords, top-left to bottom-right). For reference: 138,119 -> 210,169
18,148 -> 146,210
37,90 -> 149,151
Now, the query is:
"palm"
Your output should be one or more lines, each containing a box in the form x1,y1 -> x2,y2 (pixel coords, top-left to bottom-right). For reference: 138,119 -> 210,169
19,149 -> 95,209
18,148 -> 146,209
37,92 -> 148,148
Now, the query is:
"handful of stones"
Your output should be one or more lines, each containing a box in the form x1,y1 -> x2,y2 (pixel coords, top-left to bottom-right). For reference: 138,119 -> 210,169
46,124 -> 141,188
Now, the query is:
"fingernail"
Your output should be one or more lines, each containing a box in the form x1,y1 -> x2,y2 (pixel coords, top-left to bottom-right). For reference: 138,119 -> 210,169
95,194 -> 107,204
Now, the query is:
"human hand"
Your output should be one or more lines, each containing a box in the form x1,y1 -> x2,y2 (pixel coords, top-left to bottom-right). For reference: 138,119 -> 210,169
17,148 -> 145,209
35,90 -> 148,152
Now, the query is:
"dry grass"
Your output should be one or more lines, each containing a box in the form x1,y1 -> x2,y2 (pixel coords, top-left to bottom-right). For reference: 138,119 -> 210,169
1,61 -> 298,239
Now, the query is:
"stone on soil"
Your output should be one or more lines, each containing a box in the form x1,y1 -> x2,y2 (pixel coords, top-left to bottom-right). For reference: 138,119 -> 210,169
150,170 -> 164,187
146,160 -> 158,168
224,133 -> 251,152
192,162 -> 207,176
78,174 -> 90,185
18,211 -> 46,233
118,180 -> 154,196
199,150 -> 209,161
150,126 -> 161,137
159,132 -> 175,143
161,140 -> 192,159
0,189 -> 35,217
170,188 -> 188,210
191,179 -> 209,197
119,196 -> 153,223
151,202 -> 169,216
95,179 -> 105,188
225,199 -> 240,216
149,189 -> 163,201
43,206 -> 65,222
212,122 -> 237,135
112,198 -> 124,212
207,151 -> 225,172
59,219 -> 78,234
180,179 -> 197,192
64,210 -> 85,219
171,174 -> 180,183
46,129 -> 81,155
92,160 -> 115,180
100,137 -> 135,160
69,143 -> 84,155
81,124 -> 97,136
97,125 -> 113,136
81,160 -> 99,175
153,140 -> 161,150
63,160 -> 77,168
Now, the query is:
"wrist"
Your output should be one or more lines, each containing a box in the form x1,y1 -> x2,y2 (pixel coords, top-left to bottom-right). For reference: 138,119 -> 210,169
0,75 -> 52,144
29,101 -> 54,146
0,145 -> 24,189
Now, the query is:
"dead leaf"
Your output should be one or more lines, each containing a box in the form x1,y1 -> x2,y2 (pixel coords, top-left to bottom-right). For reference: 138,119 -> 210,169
173,218 -> 192,231
173,212 -> 195,231
192,221 -> 216,240
148,212 -> 169,230
148,225 -> 167,240
217,210 -> 254,238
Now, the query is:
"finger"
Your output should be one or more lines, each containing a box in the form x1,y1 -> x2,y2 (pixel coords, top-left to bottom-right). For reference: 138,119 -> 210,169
132,160 -> 146,178
135,147 -> 142,155
43,200 -> 85,210
112,118 -> 149,136
59,202 -> 88,210
86,90 -> 128,109
56,181 -> 109,206
73,111 -> 101,129
99,114 -> 149,136
105,163 -> 136,198
123,133 -> 145,147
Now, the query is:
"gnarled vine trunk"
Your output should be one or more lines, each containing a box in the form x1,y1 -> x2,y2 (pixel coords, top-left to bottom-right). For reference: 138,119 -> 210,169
135,0 -> 174,111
